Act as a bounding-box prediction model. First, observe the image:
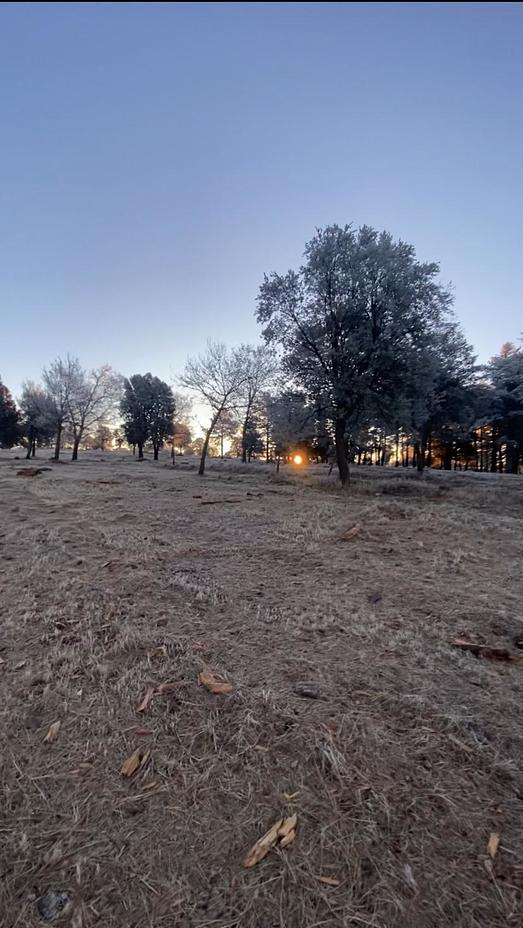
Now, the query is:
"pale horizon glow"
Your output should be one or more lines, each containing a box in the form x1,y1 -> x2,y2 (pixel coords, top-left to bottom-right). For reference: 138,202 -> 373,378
1,2 -> 522,401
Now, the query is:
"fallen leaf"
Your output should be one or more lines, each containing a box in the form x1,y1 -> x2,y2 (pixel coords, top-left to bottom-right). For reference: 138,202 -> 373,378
199,670 -> 234,695
243,819 -> 283,868
44,720 -> 61,743
121,748 -> 150,777
136,687 -> 155,713
279,830 -> 296,848
283,791 -> 300,801
338,522 -> 361,541
278,814 -> 298,839
14,660 -> 27,670
487,832 -> 500,860
134,727 -> 153,736
318,876 -> 340,886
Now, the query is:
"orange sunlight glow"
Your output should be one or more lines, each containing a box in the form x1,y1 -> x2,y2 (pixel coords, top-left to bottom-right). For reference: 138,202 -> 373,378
293,454 -> 303,465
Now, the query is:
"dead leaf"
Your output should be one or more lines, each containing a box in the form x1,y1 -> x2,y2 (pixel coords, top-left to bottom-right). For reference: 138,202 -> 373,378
338,522 -> 361,541
198,670 -> 234,695
121,748 -> 150,777
278,814 -> 297,839
134,727 -> 153,736
44,720 -> 61,743
283,791 -> 300,801
487,832 -> 500,860
243,819 -> 283,868
14,660 -> 27,670
279,830 -> 296,848
451,639 -> 523,666
136,687 -> 155,713
318,876 -> 340,886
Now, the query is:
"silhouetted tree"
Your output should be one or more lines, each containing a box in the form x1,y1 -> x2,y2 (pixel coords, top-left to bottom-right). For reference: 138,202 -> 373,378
180,342 -> 247,475
258,224 -> 454,484
0,379 -> 20,448
120,374 -> 175,460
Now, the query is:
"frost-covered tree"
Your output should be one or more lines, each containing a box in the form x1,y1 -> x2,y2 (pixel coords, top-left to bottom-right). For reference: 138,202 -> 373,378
257,224 -> 454,484
19,382 -> 57,458
180,342 -> 247,475
235,345 -> 277,462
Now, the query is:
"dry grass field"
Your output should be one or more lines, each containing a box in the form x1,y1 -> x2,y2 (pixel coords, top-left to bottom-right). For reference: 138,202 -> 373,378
0,451 -> 522,928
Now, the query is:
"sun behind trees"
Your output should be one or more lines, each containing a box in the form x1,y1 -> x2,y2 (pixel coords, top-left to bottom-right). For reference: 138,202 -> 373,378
257,224 -> 470,484
0,224 -> 521,476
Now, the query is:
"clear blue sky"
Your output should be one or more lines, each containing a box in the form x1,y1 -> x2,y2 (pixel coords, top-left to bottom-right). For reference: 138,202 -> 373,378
1,2 -> 521,398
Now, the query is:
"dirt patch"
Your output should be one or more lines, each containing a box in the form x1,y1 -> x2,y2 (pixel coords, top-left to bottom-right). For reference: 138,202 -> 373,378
0,452 -> 522,927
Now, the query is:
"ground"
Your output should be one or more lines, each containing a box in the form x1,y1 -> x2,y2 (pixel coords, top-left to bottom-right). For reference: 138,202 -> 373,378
0,451 -> 522,928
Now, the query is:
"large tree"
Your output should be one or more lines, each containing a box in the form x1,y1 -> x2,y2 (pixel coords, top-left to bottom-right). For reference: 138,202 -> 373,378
180,342 -> 247,475
257,224 -> 454,484
0,379 -> 20,448
120,373 -> 175,460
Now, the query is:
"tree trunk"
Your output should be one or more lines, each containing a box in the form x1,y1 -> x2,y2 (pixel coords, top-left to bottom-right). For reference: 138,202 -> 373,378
25,443 -> 31,459
241,405 -> 252,464
335,416 -> 349,485
199,428 -> 213,476
32,439 -> 36,457
71,437 -> 80,461
138,442 -> 144,460
153,445 -> 159,461
53,423 -> 62,461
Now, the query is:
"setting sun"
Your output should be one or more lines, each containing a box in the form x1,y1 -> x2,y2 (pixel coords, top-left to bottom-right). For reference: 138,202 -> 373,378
293,454 -> 303,465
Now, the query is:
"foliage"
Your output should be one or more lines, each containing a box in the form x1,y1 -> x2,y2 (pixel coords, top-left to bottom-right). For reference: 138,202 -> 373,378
120,373 -> 175,459
0,379 -> 20,448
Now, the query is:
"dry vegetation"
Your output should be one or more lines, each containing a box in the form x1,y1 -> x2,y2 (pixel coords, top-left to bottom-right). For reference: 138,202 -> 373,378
0,451 -> 522,928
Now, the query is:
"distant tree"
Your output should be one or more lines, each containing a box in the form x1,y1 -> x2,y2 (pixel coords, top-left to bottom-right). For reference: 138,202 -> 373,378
241,419 -> 265,461
487,340 -> 523,473
210,409 -> 240,458
19,382 -> 56,458
257,224 -> 454,484
113,428 -> 125,449
180,342 -> 247,475
120,373 -> 175,460
62,359 -> 121,461
172,421 -> 192,454
0,379 -> 20,448
42,359 -> 69,460
236,345 -> 277,462
170,391 -> 193,463
91,424 -> 114,451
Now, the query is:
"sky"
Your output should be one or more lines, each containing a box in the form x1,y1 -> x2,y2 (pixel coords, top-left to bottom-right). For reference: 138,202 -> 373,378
1,1 -> 522,400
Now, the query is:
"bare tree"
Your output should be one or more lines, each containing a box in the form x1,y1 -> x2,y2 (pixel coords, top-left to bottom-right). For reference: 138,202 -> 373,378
42,359 -> 69,460
63,359 -> 122,460
236,345 -> 278,462
180,342 -> 247,475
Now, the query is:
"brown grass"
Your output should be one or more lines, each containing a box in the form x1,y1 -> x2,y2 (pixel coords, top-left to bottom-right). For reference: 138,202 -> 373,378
0,452 -> 522,927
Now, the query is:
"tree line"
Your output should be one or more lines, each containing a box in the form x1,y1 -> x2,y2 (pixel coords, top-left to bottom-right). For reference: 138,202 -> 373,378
1,224 -> 522,481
